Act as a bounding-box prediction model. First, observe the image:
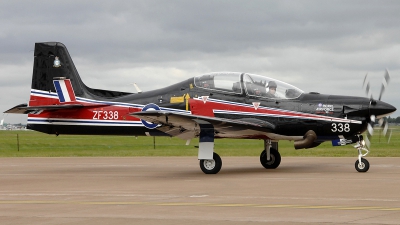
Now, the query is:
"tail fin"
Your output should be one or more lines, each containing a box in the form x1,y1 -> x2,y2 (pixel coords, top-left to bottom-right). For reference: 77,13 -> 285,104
31,42 -> 131,100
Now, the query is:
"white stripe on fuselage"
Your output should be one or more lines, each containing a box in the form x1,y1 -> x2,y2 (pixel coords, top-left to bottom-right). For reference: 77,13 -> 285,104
213,110 -> 362,124
195,97 -> 362,124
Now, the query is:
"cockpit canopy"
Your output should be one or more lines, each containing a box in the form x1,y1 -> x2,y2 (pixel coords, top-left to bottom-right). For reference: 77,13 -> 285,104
194,72 -> 303,99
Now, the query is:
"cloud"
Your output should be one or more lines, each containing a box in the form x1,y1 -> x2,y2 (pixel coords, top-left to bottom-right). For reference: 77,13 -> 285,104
1,0 -> 400,124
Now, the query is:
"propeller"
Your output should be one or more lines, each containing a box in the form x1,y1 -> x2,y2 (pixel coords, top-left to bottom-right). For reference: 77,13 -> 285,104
362,73 -> 372,99
377,70 -> 392,143
363,70 -> 391,148
378,70 -> 390,101
378,116 -> 392,143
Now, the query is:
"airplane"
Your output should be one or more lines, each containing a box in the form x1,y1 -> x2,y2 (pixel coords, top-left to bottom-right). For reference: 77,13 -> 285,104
5,42 -> 396,174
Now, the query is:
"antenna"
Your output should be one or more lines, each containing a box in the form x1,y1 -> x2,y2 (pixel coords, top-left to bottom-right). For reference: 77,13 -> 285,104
131,83 -> 142,93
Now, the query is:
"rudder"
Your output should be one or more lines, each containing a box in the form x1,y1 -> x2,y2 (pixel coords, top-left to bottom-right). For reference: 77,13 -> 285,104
32,42 -> 87,97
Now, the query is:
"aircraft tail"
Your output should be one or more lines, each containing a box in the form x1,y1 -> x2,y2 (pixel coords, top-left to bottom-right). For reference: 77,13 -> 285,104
31,42 -> 130,102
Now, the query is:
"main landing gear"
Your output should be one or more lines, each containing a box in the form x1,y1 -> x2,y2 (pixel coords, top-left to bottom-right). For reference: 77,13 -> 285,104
354,135 -> 370,172
199,148 -> 282,174
197,123 -> 281,174
260,148 -> 281,169
260,139 -> 281,169
199,152 -> 222,174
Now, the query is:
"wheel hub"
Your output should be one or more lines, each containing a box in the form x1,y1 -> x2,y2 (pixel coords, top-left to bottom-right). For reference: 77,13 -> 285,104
203,159 -> 216,170
266,155 -> 275,165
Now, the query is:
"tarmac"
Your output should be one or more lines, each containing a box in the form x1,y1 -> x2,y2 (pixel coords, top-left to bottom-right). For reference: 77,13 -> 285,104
0,157 -> 400,225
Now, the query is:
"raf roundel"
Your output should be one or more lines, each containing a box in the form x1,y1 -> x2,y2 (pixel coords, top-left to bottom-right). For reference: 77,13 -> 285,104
141,103 -> 161,129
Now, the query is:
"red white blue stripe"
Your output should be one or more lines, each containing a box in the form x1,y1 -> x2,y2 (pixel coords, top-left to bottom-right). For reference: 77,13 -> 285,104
53,79 -> 76,103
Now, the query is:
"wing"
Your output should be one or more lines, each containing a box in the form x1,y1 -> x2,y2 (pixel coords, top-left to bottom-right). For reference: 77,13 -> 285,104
130,111 -> 275,140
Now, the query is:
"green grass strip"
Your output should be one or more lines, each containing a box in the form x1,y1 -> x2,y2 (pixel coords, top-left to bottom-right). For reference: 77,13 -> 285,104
0,129 -> 399,157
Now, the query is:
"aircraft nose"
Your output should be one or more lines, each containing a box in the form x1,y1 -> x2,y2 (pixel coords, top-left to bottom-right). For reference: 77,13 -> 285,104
369,100 -> 397,118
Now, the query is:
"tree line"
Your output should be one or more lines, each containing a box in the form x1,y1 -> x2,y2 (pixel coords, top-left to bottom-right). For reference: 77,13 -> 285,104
387,116 -> 400,123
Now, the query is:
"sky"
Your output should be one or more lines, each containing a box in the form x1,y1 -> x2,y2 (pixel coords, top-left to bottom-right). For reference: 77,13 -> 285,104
1,0 -> 400,124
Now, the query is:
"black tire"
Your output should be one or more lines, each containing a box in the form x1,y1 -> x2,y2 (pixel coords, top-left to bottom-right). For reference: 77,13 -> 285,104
200,152 -> 222,174
260,148 -> 281,169
355,158 -> 370,172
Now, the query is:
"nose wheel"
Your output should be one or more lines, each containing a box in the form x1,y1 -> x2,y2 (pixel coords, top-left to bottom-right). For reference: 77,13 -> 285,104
355,158 -> 370,172
353,135 -> 370,172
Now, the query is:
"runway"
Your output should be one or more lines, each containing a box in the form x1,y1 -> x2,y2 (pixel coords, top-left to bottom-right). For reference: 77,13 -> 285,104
0,157 -> 400,224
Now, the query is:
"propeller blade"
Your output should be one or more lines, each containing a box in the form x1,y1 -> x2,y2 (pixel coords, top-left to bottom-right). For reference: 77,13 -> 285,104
367,123 -> 374,137
363,73 -> 373,99
387,129 -> 392,144
378,117 -> 384,127
363,73 -> 368,87
377,117 -> 392,144
382,119 -> 388,137
378,69 -> 390,100
365,126 -> 374,149
364,115 -> 376,149
364,133 -> 371,149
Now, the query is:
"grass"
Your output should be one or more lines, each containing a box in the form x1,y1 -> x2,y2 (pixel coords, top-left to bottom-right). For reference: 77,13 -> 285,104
0,129 -> 399,157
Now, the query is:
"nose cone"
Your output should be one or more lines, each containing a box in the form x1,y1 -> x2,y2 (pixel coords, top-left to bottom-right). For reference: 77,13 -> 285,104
370,100 -> 397,118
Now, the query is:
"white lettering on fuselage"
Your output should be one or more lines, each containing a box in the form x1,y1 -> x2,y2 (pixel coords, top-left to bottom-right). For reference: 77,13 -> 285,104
93,110 -> 119,120
331,123 -> 350,132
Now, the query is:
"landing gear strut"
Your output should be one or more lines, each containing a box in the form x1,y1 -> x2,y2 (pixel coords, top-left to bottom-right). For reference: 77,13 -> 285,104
354,135 -> 370,172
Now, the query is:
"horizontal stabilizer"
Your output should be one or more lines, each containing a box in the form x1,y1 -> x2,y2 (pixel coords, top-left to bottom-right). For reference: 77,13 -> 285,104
4,103 -> 84,114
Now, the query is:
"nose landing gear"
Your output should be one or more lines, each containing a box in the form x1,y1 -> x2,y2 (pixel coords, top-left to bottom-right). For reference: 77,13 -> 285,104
355,158 -> 370,172
353,135 -> 370,172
